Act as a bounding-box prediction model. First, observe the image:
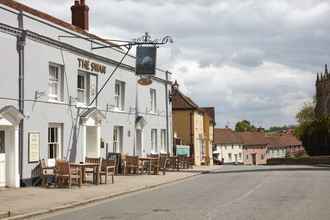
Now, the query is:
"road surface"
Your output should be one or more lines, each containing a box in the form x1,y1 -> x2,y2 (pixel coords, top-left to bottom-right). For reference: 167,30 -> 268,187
40,165 -> 330,220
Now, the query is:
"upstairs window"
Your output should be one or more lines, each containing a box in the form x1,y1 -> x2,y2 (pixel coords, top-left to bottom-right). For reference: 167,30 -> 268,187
114,80 -> 125,110
150,89 -> 157,113
48,63 -> 63,101
77,72 -> 97,105
77,74 -> 86,104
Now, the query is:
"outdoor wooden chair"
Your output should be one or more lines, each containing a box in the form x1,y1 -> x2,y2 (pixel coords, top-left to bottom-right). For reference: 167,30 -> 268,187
85,157 -> 102,183
150,156 -> 161,175
40,159 -> 55,187
159,155 -> 169,175
99,159 -> 116,184
124,156 -> 140,175
55,160 -> 81,188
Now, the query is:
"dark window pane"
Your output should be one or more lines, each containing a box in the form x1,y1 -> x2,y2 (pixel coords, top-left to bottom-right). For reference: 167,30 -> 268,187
0,131 -> 5,153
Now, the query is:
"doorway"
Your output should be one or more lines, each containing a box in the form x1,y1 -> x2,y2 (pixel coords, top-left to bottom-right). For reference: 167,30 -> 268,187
0,130 -> 5,187
86,126 -> 99,158
136,129 -> 143,156
252,153 -> 257,165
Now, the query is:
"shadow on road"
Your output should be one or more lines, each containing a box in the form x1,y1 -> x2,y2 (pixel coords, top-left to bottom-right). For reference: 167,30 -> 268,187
203,165 -> 330,175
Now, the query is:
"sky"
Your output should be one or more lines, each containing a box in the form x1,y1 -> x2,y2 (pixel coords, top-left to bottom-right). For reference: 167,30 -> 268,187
18,0 -> 330,128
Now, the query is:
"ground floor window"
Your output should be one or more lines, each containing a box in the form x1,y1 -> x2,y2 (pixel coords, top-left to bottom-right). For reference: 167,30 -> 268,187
239,152 -> 242,160
151,129 -> 158,153
113,126 -> 123,153
228,153 -> 232,161
0,130 -> 4,153
160,129 -> 166,153
48,124 -> 63,159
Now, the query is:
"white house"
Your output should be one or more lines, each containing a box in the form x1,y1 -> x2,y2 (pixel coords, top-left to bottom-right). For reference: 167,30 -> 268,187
0,0 -> 173,187
213,128 -> 243,164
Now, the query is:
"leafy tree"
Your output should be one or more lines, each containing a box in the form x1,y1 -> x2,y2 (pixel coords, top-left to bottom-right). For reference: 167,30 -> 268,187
235,120 -> 257,132
294,102 -> 315,138
296,102 -> 316,124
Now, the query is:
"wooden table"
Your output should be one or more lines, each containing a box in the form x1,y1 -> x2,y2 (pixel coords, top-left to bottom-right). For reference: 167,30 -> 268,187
70,163 -> 100,185
139,157 -> 158,174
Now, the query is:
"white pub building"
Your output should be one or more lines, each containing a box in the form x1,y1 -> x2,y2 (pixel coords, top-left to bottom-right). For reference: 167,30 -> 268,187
0,0 -> 173,187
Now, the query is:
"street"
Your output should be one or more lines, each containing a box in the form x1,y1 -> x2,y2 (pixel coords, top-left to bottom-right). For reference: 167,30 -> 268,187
39,165 -> 330,220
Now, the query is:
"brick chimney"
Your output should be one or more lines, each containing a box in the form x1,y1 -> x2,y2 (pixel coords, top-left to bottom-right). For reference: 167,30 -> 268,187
71,0 -> 89,30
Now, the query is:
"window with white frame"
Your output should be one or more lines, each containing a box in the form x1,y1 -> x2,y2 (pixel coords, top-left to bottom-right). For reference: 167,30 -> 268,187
77,72 -> 97,105
151,129 -> 158,153
114,80 -> 125,110
150,89 -> 157,113
160,129 -> 166,153
113,126 -> 123,153
77,73 -> 86,104
239,152 -> 242,159
228,153 -> 232,161
48,63 -> 63,101
48,124 -> 63,159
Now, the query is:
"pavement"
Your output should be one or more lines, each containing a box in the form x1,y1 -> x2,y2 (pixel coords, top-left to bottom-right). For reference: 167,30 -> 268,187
0,166 -> 220,220
34,165 -> 330,220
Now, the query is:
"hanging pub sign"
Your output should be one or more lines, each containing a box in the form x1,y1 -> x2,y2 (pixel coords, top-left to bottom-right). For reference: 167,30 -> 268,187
135,46 -> 157,75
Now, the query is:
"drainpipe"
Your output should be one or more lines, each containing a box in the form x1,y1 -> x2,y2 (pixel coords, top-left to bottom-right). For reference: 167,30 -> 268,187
17,12 -> 25,185
165,71 -> 170,154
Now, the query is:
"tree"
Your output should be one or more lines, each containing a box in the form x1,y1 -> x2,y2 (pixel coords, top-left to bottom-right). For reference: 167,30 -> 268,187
294,102 -> 315,138
235,120 -> 257,132
296,102 -> 315,124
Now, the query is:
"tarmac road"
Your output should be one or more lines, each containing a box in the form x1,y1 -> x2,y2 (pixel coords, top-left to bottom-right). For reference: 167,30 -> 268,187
40,165 -> 330,220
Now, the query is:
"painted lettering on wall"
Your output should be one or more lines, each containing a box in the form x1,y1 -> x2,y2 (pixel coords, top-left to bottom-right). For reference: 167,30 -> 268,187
78,58 -> 106,74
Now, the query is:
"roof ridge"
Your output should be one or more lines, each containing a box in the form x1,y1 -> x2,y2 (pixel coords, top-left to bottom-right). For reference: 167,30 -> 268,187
1,0 -> 118,47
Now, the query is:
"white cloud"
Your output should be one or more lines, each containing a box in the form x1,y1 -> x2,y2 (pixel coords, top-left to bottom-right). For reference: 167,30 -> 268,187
17,0 -> 328,128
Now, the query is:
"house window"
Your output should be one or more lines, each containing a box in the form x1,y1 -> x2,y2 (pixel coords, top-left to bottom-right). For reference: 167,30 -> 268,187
77,74 -> 86,104
239,153 -> 242,159
151,129 -> 158,153
150,89 -> 157,113
114,80 -> 125,110
246,154 -> 249,160
228,153 -> 232,161
77,72 -> 97,105
48,63 -> 63,101
225,146 -> 227,150
0,131 -> 4,154
160,129 -> 166,153
232,145 -> 234,149
113,126 -> 123,153
48,124 -> 62,159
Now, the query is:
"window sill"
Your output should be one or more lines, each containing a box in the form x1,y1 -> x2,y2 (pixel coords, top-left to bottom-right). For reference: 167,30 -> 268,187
48,99 -> 65,104
112,108 -> 125,113
76,103 -> 95,109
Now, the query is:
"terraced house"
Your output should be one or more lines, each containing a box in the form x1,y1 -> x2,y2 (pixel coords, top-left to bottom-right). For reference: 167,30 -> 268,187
213,128 -> 244,164
171,82 -> 215,166
0,0 -> 172,187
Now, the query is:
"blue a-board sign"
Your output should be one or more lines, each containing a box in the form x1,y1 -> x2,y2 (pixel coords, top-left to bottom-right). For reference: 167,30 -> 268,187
176,145 -> 190,157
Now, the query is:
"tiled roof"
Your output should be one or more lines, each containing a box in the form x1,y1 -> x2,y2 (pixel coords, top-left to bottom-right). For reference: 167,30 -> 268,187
267,134 -> 302,148
214,128 -> 242,145
172,88 -> 200,110
238,132 -> 268,146
0,0 -> 117,47
201,107 -> 215,123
